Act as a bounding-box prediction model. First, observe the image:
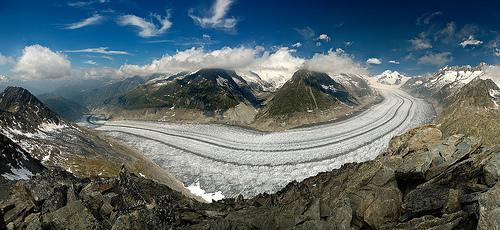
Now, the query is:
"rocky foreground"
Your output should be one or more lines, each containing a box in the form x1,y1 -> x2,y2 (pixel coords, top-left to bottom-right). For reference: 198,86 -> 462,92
1,125 -> 499,229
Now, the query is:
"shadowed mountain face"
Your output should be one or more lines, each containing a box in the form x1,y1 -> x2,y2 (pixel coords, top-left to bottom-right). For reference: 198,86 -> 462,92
37,94 -> 89,121
116,68 -> 261,113
257,69 -> 358,118
77,76 -> 146,107
0,87 -> 62,132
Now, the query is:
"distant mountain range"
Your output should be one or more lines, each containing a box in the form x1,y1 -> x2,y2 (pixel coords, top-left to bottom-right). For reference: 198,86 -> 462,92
42,68 -> 375,129
402,63 -> 500,145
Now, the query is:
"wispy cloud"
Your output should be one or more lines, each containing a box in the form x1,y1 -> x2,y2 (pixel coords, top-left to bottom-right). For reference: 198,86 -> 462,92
84,60 -> 97,65
67,0 -> 109,8
434,21 -> 456,43
495,48 -> 500,57
291,42 -> 302,48
409,32 -> 432,50
295,27 -> 315,39
143,35 -> 218,47
366,58 -> 382,65
416,11 -> 443,25
189,0 -> 237,30
64,47 -> 129,55
389,60 -> 400,64
418,52 -> 452,66
459,35 -> 483,48
64,14 -> 103,29
117,12 -> 172,37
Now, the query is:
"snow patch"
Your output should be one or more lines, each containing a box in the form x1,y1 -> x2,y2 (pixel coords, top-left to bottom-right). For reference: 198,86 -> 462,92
187,180 -> 224,203
216,76 -> 229,87
2,165 -> 34,180
321,84 -> 338,92
39,122 -> 67,132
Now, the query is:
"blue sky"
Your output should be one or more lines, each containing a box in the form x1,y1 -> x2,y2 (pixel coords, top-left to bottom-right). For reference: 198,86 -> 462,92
0,0 -> 499,86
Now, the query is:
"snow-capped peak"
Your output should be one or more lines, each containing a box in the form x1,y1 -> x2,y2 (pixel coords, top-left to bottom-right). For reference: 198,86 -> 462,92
375,70 -> 410,85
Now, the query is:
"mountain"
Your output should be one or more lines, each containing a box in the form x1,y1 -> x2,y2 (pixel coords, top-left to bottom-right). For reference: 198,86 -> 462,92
116,68 -> 260,115
254,69 -> 376,129
66,76 -> 146,108
236,71 -> 275,91
375,70 -> 410,86
331,73 -> 374,98
0,87 -> 194,199
438,78 -> 500,145
2,125 -> 498,229
37,93 -> 89,121
258,69 -> 357,117
402,64 -> 486,102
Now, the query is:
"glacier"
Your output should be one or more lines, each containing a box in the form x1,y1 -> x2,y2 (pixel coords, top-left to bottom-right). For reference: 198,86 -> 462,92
89,86 -> 434,198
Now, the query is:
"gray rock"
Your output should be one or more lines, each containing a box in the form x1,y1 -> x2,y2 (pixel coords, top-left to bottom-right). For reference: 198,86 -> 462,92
42,200 -> 104,229
478,183 -> 500,229
484,150 -> 500,187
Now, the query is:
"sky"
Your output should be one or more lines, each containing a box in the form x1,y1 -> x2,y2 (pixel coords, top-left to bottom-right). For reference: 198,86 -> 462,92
0,0 -> 499,92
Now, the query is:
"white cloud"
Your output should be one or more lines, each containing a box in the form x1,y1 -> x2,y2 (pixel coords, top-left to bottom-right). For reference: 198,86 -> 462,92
305,48 -> 368,76
366,58 -> 382,65
12,45 -> 71,80
389,60 -> 400,64
84,60 -> 97,65
202,34 -> 211,39
189,0 -> 237,30
495,48 -> 500,57
64,14 -> 103,29
409,32 -> 432,50
317,34 -> 331,42
117,12 -> 172,37
291,42 -> 302,48
0,53 -> 15,65
64,47 -> 129,55
459,35 -> 483,48
344,41 -> 353,47
418,52 -> 452,66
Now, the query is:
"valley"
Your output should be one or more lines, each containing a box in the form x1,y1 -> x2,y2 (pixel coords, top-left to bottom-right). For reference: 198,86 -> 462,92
84,85 -> 434,198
